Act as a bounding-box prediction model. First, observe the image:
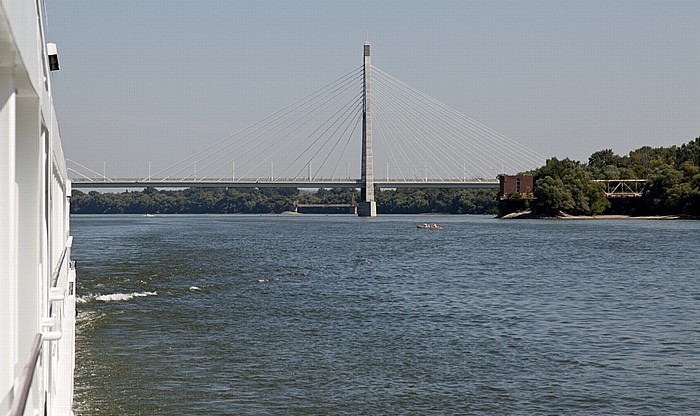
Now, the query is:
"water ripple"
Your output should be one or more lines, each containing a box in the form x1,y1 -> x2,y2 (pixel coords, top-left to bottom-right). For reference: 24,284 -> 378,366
71,215 -> 700,415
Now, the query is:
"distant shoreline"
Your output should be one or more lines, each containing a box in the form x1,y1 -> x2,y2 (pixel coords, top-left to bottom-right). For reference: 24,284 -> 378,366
500,210 -> 684,220
558,214 -> 681,220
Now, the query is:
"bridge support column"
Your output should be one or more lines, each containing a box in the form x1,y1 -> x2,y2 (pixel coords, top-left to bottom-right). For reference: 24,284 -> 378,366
358,42 -> 376,217
357,200 -> 376,217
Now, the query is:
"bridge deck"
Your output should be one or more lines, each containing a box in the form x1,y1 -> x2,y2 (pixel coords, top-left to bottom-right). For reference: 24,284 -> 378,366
71,179 -> 500,189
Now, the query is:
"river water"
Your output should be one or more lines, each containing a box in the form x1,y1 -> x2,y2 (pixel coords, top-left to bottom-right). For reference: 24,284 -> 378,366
71,214 -> 700,415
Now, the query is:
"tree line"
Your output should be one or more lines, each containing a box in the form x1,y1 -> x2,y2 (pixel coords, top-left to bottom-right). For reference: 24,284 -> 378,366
70,187 -> 498,215
523,137 -> 700,216
70,137 -> 700,217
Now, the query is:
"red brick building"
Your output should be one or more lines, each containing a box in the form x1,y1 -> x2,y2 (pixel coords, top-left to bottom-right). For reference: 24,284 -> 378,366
499,175 -> 534,199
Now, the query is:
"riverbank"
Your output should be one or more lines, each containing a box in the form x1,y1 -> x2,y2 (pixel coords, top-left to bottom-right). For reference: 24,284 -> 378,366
500,210 -> 682,220
69,188 -> 497,215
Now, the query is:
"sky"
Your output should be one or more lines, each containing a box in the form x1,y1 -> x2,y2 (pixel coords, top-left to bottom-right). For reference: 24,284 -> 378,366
45,0 -> 700,179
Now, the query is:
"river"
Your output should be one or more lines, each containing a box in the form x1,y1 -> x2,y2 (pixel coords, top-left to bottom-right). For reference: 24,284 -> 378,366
71,214 -> 700,415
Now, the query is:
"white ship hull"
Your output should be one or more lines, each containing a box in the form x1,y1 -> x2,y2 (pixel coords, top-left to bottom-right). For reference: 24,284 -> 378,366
1,1 -> 75,414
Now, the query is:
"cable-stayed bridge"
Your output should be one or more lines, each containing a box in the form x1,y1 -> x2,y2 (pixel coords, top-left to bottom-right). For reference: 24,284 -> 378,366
70,43 -> 544,216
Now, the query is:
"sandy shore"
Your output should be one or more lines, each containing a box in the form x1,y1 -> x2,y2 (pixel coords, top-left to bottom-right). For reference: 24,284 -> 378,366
500,210 -> 681,220
558,214 -> 680,220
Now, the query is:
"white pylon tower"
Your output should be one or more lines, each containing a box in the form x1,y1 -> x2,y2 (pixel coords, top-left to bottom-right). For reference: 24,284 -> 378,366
358,42 -> 377,217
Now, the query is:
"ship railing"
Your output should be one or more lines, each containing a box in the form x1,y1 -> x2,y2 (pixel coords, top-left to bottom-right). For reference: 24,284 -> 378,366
9,334 -> 43,416
51,237 -> 72,287
9,237 -> 74,416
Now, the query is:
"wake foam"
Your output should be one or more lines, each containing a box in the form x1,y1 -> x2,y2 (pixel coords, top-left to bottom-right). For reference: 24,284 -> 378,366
78,291 -> 157,303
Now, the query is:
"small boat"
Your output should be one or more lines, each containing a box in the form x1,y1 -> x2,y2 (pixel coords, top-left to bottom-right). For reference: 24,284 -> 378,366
417,223 -> 444,229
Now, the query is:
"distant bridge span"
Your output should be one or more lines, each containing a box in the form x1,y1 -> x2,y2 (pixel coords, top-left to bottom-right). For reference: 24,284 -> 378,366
71,179 -> 499,190
68,43 -> 541,217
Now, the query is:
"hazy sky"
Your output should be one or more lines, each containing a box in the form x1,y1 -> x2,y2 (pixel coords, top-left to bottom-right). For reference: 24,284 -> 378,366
45,0 -> 700,178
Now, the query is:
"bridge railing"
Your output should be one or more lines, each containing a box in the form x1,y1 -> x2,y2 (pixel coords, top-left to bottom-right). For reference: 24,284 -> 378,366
70,176 -> 500,183
70,177 -> 501,190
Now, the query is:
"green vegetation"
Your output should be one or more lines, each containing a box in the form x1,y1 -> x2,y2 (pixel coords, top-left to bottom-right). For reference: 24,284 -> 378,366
71,138 -> 700,217
71,187 -> 298,214
527,137 -> 700,217
377,189 -> 496,214
70,187 -> 497,215
531,158 -> 610,215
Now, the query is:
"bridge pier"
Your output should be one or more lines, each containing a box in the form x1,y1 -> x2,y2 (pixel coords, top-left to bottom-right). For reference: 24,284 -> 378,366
357,200 -> 376,217
358,42 -> 376,217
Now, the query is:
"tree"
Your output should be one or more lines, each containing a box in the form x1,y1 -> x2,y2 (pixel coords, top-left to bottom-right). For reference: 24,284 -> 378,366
531,157 -> 609,215
533,176 -> 574,214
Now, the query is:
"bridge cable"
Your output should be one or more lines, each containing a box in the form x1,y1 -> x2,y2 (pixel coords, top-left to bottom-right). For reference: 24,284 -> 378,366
373,70 -> 498,179
66,159 -> 113,181
329,111 -> 363,179
373,66 -> 544,173
373,69 -> 507,178
181,68 -> 361,180
291,99 -> 364,180
372,109 -> 407,181
372,78 -> 459,180
154,66 -> 362,180
207,77 -> 360,181
371,97 -> 415,181
272,91 -> 363,180
372,73 -> 483,180
238,87 -> 363,180
173,68 -> 362,181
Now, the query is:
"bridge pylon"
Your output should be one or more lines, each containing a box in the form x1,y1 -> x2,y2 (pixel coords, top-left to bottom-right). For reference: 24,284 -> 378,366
358,42 -> 377,217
